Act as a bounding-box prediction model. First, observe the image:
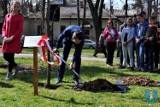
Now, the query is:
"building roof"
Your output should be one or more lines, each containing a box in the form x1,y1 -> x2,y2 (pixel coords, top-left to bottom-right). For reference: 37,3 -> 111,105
60,6 -> 110,19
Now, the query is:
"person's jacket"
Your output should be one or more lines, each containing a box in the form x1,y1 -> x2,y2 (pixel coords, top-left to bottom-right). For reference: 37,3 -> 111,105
121,26 -> 135,46
135,21 -> 148,44
102,27 -> 119,42
144,24 -> 157,46
2,13 -> 24,53
56,25 -> 85,63
56,25 -> 84,48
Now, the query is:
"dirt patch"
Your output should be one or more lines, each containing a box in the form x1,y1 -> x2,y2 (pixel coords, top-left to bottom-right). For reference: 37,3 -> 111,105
73,78 -> 123,92
122,76 -> 157,86
0,62 -> 7,68
0,63 -> 46,73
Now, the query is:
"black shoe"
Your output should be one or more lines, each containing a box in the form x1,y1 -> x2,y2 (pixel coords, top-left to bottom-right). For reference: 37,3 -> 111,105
55,79 -> 62,84
93,55 -> 97,57
120,66 -> 126,69
118,65 -> 122,68
129,67 -> 134,70
73,80 -> 79,85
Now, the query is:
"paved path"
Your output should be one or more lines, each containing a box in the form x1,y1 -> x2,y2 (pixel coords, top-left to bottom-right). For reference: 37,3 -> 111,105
0,52 -> 119,61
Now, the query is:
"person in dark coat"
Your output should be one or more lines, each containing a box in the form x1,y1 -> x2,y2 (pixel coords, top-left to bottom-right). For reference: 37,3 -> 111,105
144,16 -> 157,72
53,25 -> 84,85
93,33 -> 107,58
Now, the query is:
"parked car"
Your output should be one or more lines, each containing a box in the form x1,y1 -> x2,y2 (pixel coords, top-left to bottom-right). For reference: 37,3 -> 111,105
83,39 -> 96,49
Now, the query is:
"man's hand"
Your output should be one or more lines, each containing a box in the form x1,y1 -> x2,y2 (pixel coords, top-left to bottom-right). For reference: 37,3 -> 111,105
122,42 -> 127,46
69,62 -> 74,70
149,37 -> 154,41
136,38 -> 140,44
53,48 -> 58,53
3,36 -> 14,43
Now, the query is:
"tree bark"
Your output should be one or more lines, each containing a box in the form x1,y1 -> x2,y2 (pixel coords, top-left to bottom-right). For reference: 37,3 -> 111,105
82,0 -> 86,30
2,0 -> 8,19
46,0 -> 51,87
77,0 -> 80,25
87,0 -> 104,47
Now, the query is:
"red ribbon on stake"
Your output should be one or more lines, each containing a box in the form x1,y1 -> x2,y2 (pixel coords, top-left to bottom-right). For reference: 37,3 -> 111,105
37,35 -> 61,67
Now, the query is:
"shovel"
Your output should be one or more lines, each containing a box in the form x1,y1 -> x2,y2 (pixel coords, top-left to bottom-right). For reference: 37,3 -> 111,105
54,50 -> 84,87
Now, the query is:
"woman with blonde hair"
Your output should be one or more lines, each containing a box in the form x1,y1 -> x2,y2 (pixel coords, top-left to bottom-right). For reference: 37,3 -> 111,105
1,1 -> 24,80
121,17 -> 135,70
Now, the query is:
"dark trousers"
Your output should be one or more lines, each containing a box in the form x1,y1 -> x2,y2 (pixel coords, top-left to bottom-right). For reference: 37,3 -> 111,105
135,43 -> 140,68
144,46 -> 154,70
154,44 -> 159,68
58,42 -> 82,81
106,42 -> 116,65
117,45 -> 123,66
3,53 -> 17,72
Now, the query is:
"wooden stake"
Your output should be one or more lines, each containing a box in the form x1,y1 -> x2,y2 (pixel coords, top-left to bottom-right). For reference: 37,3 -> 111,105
33,47 -> 38,95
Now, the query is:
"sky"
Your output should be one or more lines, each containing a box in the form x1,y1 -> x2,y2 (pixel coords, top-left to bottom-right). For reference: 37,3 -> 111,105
104,0 -> 135,9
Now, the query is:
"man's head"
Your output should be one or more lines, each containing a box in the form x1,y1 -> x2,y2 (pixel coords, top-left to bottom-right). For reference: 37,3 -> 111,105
126,17 -> 133,27
133,14 -> 137,23
137,13 -> 144,24
140,11 -> 147,19
149,16 -> 157,24
72,31 -> 83,44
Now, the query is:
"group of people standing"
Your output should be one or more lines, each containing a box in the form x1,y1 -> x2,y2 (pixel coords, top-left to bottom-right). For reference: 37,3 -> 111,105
99,11 -> 160,73
119,12 -> 160,73
1,1 -> 160,85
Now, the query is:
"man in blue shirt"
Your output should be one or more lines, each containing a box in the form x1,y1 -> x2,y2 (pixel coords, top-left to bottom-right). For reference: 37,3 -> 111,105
135,13 -> 148,71
53,25 -> 84,85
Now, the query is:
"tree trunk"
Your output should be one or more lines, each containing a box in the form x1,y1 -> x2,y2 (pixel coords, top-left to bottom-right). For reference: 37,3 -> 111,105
87,0 -> 104,47
147,0 -> 152,17
139,0 -> 143,11
45,0 -> 51,87
82,0 -> 86,30
42,0 -> 45,34
2,0 -> 8,19
77,0 -> 80,25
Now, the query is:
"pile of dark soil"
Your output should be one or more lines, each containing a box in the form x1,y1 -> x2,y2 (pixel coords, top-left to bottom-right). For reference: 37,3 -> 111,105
122,76 -> 157,86
78,79 -> 123,92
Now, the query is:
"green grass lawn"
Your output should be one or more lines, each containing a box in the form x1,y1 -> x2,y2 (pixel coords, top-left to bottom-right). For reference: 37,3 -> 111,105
0,50 -> 160,107
21,47 -> 112,57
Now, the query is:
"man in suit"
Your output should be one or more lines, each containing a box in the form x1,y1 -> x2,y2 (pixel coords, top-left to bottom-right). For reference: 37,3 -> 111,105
53,25 -> 84,85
